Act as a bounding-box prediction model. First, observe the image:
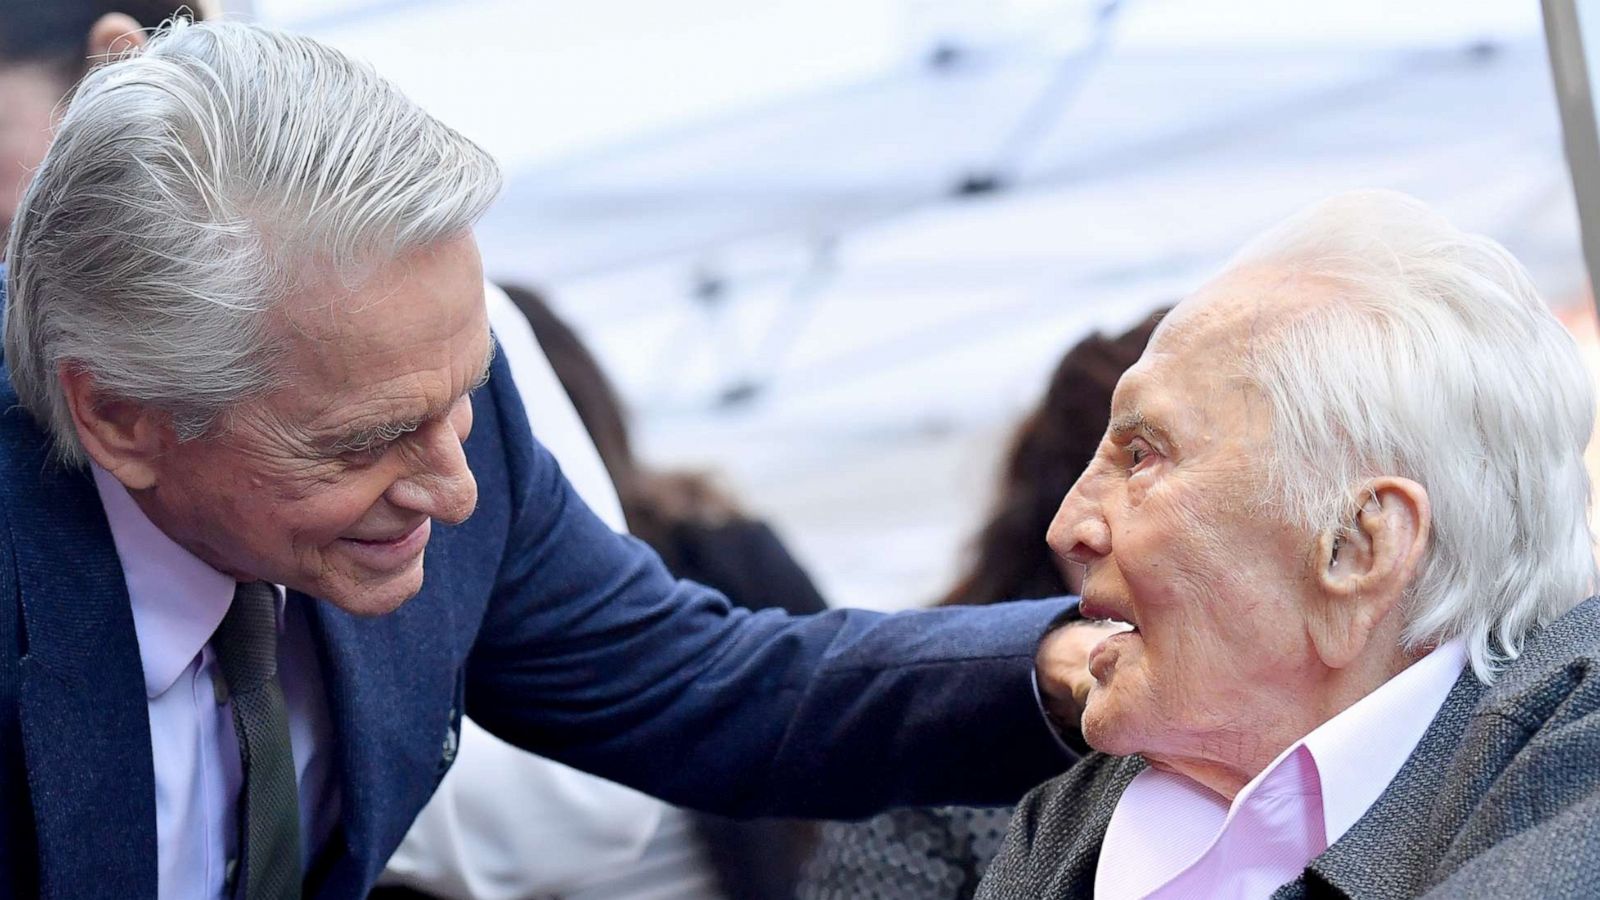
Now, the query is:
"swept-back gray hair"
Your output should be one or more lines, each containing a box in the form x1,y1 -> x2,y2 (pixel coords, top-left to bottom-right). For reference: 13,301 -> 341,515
4,19 -> 501,464
1233,190 -> 1596,681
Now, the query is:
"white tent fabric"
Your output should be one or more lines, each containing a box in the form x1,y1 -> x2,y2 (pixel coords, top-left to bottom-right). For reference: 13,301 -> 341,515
258,0 -> 1583,613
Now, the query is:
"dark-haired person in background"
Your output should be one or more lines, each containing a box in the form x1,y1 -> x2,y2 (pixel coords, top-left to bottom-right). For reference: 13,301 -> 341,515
507,284 -> 829,620
798,311 -> 1162,900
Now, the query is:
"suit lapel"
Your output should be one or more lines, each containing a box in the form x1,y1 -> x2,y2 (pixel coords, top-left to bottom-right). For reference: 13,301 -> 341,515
1058,757 -> 1145,894
295,376 -> 506,897
1295,668 -> 1485,899
7,428 -> 157,899
296,533 -> 465,897
987,754 -> 1145,898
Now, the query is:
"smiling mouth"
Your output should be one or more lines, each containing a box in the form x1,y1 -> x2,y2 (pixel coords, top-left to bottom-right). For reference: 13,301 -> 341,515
337,519 -> 432,571
349,528 -> 420,545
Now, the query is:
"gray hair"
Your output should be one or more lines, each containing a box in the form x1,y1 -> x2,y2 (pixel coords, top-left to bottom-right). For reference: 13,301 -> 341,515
5,19 -> 501,464
1232,190 -> 1597,681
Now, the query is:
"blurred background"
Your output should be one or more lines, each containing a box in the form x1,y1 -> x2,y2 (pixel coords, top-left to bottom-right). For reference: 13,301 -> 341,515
247,0 -> 1593,612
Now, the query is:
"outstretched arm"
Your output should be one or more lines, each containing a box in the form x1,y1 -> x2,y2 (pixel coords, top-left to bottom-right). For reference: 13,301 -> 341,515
463,354 -> 1079,818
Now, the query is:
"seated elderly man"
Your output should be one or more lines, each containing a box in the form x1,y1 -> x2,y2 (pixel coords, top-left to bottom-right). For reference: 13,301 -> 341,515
977,192 -> 1600,899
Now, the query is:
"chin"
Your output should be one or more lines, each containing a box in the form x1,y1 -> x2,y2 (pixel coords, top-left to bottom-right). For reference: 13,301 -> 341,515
1079,694 -> 1140,756
321,564 -> 426,617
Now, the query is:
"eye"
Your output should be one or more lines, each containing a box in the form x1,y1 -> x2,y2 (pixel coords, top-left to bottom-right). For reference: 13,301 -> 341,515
340,440 -> 393,465
1126,437 -> 1157,472
334,421 -> 420,464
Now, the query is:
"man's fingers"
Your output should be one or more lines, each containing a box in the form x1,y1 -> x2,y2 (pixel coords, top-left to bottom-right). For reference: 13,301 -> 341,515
1037,619 -> 1129,733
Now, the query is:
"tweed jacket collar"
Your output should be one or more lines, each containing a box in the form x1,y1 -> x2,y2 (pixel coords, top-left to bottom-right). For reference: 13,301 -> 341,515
1286,666 -> 1486,898
978,665 -> 1492,900
1005,663 -> 1482,900
979,598 -> 1600,900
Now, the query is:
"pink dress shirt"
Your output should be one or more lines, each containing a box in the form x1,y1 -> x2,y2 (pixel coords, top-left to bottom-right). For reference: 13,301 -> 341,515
1094,639 -> 1468,899
91,464 -> 341,900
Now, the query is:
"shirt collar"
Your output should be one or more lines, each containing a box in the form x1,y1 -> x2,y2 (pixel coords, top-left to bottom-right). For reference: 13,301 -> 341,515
1249,637 -> 1468,845
91,463 -> 283,699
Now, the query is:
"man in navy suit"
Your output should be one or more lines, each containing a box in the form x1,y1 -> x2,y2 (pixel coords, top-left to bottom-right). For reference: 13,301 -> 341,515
0,20 -> 1101,900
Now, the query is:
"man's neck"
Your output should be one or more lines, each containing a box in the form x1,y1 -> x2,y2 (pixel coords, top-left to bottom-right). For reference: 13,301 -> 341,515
1146,646 -> 1422,801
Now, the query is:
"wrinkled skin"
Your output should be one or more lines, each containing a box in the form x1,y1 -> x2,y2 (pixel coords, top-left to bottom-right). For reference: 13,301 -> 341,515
1048,266 -> 1414,797
125,236 -> 492,615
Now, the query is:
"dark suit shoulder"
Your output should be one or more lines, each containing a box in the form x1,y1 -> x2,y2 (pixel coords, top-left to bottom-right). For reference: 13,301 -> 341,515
1477,596 -> 1600,725
977,753 -> 1144,900
1420,597 -> 1600,896
1453,596 -> 1600,793
1013,752 -> 1143,837
0,366 -> 39,898
0,370 -> 42,656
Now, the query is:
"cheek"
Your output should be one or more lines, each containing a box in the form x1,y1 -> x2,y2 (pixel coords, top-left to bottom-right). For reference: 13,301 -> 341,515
1112,494 -> 1258,671
1114,494 -> 1218,612
1124,516 -> 1311,687
223,456 -> 397,546
283,474 -> 396,541
1125,470 -> 1254,589
1124,470 -> 1154,507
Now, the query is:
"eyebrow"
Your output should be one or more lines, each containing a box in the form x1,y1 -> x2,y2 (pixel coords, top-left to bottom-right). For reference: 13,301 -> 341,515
327,342 -> 496,454
1108,409 -> 1177,451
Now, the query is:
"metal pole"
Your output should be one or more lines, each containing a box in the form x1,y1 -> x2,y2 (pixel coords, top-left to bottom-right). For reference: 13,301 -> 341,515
1542,0 -> 1600,318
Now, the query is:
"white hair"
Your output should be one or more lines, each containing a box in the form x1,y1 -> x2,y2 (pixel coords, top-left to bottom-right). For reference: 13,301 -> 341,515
1232,190 -> 1597,681
4,19 -> 501,464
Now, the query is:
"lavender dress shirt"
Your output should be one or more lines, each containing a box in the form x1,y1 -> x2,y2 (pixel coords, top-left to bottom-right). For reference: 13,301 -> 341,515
1094,639 -> 1468,899
91,462 -> 342,900
91,281 -> 638,900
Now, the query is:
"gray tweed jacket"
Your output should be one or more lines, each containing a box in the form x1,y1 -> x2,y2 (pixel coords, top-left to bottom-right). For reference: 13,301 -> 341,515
977,595 -> 1600,899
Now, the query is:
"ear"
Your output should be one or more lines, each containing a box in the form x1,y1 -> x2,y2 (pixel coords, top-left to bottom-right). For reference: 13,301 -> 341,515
58,362 -> 171,490
86,13 -> 147,65
1306,476 -> 1431,669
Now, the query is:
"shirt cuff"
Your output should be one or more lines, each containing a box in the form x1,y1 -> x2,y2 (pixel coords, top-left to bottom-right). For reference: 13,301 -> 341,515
1032,596 -> 1083,756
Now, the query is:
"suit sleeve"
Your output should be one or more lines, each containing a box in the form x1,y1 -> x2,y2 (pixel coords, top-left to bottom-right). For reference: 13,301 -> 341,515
462,354 -> 1076,818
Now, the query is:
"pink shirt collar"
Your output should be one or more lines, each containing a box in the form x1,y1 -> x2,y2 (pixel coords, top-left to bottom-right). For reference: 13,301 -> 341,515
91,464 -> 240,699
1297,637 -> 1467,844
1096,638 -> 1468,899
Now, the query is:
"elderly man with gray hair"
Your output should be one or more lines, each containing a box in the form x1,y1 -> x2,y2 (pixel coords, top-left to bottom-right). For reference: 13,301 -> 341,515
0,19 -> 1117,900
976,191 -> 1600,899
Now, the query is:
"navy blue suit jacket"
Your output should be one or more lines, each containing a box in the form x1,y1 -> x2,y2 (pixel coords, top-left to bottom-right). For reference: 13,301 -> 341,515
0,311 -> 1073,898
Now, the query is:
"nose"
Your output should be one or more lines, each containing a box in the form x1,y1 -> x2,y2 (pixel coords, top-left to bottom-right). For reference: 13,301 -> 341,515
386,402 -> 478,525
1048,461 -> 1112,568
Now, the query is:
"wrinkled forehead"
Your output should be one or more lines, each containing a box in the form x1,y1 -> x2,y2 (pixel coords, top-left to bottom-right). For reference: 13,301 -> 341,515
275,241 -> 487,373
1112,265 -> 1325,430
1155,266 -> 1308,348
1143,264 -> 1340,370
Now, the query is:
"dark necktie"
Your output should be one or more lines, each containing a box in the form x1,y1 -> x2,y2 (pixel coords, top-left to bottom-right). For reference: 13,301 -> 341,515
212,581 -> 302,900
